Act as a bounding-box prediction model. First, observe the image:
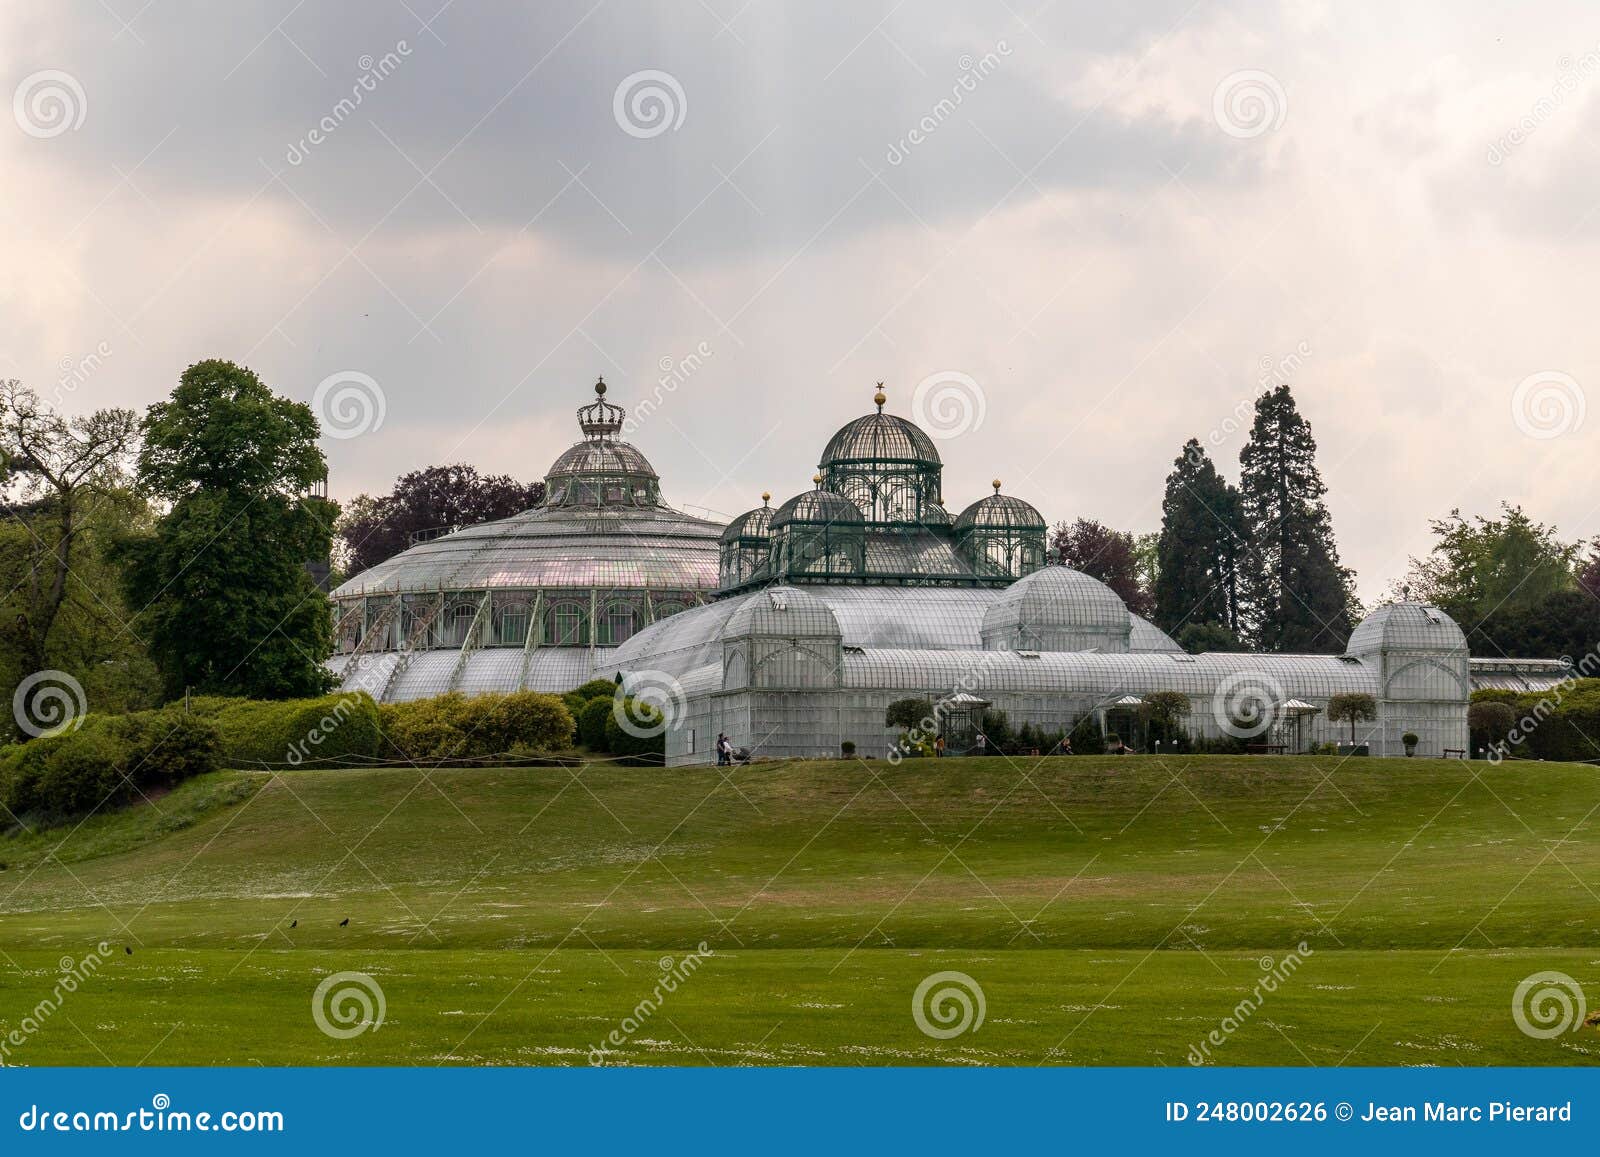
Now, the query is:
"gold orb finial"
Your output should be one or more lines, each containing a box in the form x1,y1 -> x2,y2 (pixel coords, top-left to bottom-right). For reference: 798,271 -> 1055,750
992,478 -> 1002,492
873,381 -> 886,410
594,376 -> 607,396
761,490 -> 771,504
812,472 -> 823,486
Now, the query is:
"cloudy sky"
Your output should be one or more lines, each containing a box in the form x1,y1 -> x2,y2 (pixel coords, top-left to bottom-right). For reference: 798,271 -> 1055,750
3,0 -> 1596,600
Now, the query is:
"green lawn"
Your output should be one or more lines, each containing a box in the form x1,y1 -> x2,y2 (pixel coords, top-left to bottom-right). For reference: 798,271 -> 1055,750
2,756 -> 1598,1065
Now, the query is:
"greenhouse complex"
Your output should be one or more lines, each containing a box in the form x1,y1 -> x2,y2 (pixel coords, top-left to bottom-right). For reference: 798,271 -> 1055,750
329,379 -> 1573,764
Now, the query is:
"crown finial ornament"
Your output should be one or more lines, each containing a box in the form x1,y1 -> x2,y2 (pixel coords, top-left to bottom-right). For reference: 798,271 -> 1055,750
873,382 -> 886,411
576,375 -> 626,440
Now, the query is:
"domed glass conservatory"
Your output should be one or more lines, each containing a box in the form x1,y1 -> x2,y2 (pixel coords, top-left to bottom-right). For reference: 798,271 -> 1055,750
326,379 -> 721,699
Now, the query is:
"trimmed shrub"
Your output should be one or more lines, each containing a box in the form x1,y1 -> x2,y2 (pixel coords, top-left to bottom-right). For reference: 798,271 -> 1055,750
190,692 -> 382,768
379,691 -> 574,763
0,707 -> 222,821
577,697 -> 614,750
1489,678 -> 1600,763
603,698 -> 665,763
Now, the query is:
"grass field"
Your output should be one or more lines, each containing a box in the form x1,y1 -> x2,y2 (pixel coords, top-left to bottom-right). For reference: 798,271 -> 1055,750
2,755 -> 1598,1065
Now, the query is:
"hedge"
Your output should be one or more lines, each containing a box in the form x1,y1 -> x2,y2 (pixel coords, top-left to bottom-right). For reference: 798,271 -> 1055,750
377,691 -> 574,763
577,697 -> 614,750
603,697 -> 666,763
1470,678 -> 1600,763
0,707 -> 222,820
188,692 -> 382,768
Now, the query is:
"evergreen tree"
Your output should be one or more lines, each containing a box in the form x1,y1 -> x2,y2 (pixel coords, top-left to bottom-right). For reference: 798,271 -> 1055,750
1152,439 -> 1248,643
1236,385 -> 1357,653
118,360 -> 337,699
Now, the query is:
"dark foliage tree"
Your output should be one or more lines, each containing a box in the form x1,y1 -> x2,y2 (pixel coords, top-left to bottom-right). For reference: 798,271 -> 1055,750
117,360 -> 338,700
337,464 -> 545,576
885,697 -> 935,732
1153,439 -> 1248,641
1579,541 -> 1600,598
1174,621 -> 1246,654
1051,518 -> 1155,617
1474,588 -> 1600,664
1237,386 -> 1358,652
1327,692 -> 1377,745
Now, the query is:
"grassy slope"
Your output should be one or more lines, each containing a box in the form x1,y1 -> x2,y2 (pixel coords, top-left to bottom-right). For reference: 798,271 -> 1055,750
1,756 -> 1598,1065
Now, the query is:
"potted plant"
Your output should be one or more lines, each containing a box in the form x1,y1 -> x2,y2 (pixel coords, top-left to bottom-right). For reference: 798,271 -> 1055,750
1402,732 -> 1419,757
840,740 -> 856,757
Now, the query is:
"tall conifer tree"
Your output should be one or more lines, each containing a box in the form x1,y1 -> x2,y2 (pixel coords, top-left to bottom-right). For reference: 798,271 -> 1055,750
1236,385 -> 1357,652
1153,438 -> 1248,648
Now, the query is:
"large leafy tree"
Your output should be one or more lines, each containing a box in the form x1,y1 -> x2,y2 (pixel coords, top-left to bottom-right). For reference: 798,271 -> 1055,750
1404,504 -> 1581,626
1153,438 -> 1249,646
337,464 -> 545,576
118,360 -> 338,700
1051,517 -> 1155,616
1237,385 -> 1358,653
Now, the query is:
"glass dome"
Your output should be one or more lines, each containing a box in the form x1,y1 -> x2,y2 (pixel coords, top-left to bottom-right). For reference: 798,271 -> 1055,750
818,385 -> 946,523
955,480 -> 1048,578
768,480 -> 866,579
719,493 -> 775,587
543,378 -> 664,509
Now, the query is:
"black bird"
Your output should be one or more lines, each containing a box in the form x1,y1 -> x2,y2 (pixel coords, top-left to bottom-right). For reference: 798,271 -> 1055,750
289,920 -> 297,929
339,918 -> 349,927
124,946 -> 132,955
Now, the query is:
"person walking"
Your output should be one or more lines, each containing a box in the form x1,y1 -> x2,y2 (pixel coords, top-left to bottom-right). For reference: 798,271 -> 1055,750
934,735 -> 946,758
716,733 -> 731,766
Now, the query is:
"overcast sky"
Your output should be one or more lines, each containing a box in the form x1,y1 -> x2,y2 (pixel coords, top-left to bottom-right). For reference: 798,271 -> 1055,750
4,0 -> 1596,601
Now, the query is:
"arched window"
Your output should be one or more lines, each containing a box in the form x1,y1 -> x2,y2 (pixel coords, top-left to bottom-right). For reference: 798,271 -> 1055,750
495,601 -> 531,646
654,601 -> 686,620
440,602 -> 478,647
547,602 -> 588,646
597,603 -> 638,645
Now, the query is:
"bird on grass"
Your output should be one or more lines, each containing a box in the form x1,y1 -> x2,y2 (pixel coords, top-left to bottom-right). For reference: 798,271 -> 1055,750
339,918 -> 350,927
124,946 -> 132,955
289,920 -> 297,929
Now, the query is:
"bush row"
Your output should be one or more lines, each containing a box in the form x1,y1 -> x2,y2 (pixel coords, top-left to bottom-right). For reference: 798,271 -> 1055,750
0,708 -> 221,820
1470,678 -> 1600,763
